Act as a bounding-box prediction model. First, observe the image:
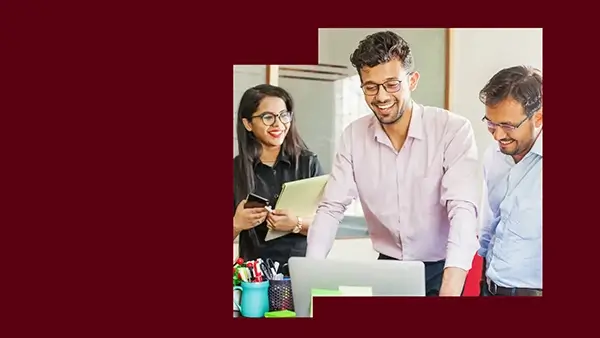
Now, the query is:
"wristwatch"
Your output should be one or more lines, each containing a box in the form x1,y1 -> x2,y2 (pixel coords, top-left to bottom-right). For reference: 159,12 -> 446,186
292,216 -> 303,233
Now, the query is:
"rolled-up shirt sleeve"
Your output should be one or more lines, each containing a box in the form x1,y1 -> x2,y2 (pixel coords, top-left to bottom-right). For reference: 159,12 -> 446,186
440,118 -> 481,271
306,128 -> 358,259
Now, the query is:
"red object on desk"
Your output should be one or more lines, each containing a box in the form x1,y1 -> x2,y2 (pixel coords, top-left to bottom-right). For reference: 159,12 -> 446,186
463,254 -> 483,296
252,262 -> 259,277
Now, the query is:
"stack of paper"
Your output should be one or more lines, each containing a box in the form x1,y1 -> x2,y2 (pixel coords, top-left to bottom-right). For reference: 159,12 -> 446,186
337,286 -> 373,296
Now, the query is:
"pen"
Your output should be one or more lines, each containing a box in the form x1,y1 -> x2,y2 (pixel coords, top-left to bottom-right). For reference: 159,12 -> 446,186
247,263 -> 255,282
255,271 -> 263,283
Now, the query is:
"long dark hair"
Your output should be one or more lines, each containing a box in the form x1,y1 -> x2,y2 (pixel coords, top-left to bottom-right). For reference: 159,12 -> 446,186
234,84 -> 308,200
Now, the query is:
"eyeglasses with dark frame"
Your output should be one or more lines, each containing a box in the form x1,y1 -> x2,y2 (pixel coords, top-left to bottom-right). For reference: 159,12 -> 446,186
361,79 -> 403,96
360,73 -> 413,96
251,111 -> 293,126
482,115 -> 530,132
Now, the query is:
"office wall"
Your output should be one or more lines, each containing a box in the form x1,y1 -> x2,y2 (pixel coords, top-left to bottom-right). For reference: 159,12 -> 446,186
449,28 -> 543,163
318,28 -> 447,109
233,65 -> 265,158
318,27 -> 543,166
448,28 -> 543,221
279,28 -> 447,173
233,29 -> 543,207
278,77 -> 336,172
233,29 -> 543,167
447,29 -> 542,293
232,66 -> 336,171
233,29 -> 447,170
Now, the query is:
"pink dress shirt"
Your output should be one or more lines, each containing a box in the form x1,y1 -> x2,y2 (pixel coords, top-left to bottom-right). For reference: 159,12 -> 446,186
306,103 -> 480,271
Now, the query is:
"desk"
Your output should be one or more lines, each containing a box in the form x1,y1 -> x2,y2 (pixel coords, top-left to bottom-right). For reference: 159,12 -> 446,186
234,253 -> 484,318
232,217 -> 481,296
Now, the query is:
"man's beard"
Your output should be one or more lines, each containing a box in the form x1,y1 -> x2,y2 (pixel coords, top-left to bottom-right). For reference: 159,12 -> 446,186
372,99 -> 410,125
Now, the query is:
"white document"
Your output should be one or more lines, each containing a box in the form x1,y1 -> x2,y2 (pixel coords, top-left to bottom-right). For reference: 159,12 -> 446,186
265,175 -> 329,241
338,286 -> 373,296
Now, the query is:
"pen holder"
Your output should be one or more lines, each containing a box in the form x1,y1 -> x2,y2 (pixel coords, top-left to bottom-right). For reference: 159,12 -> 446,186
268,278 -> 294,311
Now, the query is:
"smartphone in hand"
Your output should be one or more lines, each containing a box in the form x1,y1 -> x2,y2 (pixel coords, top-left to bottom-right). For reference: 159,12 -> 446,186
245,193 -> 270,209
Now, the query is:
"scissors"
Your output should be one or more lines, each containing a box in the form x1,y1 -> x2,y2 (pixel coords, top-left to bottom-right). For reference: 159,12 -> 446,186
264,258 -> 278,273
259,262 -> 275,280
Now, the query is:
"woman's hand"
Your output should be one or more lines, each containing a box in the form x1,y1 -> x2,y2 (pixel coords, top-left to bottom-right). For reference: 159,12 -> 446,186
266,209 -> 298,232
233,200 -> 268,231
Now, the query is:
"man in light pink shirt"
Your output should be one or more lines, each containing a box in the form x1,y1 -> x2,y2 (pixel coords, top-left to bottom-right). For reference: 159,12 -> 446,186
306,31 -> 480,296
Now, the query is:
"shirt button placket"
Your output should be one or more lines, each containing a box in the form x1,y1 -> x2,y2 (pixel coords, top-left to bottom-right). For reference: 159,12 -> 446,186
396,152 -> 404,254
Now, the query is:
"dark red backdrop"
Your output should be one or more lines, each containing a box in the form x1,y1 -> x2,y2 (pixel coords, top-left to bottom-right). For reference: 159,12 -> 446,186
3,1 -> 581,336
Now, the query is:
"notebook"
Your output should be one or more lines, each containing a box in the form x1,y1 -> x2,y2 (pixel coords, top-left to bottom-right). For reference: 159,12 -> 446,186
265,175 -> 329,241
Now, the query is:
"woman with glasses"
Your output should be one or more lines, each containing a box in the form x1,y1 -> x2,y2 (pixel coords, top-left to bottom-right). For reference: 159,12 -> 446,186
233,84 -> 324,264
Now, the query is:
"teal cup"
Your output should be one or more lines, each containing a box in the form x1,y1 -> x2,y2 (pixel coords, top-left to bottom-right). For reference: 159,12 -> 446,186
233,281 -> 270,318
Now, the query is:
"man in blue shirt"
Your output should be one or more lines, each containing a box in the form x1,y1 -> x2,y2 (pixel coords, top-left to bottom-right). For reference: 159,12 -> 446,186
477,65 -> 543,296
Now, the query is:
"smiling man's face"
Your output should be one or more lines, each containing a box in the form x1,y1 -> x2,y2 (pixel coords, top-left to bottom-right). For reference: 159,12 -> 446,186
359,59 -> 419,125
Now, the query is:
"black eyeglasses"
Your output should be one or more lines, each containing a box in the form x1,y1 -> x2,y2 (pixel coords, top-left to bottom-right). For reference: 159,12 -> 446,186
360,73 -> 414,96
482,115 -> 529,132
361,79 -> 402,96
251,111 -> 293,126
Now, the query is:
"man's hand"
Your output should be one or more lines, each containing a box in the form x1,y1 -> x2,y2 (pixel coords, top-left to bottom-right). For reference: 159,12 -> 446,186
266,209 -> 297,232
439,267 -> 467,296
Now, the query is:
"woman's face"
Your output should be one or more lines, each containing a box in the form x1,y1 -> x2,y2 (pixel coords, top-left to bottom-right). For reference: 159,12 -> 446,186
242,96 -> 291,148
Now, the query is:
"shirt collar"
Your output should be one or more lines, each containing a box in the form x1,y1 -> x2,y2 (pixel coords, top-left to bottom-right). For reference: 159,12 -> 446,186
495,130 -> 543,157
252,148 -> 291,167
530,131 -> 543,157
407,103 -> 425,140
369,102 -> 425,141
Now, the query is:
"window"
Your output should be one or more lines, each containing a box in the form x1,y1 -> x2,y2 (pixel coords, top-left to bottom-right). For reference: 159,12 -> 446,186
333,75 -> 371,217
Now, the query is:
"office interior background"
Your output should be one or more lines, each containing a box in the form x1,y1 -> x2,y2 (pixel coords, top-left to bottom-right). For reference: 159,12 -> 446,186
233,28 -> 543,294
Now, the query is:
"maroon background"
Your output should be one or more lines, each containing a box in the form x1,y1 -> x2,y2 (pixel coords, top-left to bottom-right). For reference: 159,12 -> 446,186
1,1 -> 584,336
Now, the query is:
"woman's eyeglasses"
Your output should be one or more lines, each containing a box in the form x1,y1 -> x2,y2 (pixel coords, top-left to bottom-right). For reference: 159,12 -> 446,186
252,111 -> 293,126
482,115 -> 529,132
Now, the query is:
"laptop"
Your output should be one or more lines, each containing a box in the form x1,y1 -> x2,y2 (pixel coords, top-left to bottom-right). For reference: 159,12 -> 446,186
288,257 -> 426,317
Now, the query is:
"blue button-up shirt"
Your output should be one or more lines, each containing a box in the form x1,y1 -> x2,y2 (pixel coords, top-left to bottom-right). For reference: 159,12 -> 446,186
478,132 -> 542,289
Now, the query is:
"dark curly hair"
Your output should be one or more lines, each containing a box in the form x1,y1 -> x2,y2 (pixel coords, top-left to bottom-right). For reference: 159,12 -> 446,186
479,65 -> 542,117
350,31 -> 415,74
